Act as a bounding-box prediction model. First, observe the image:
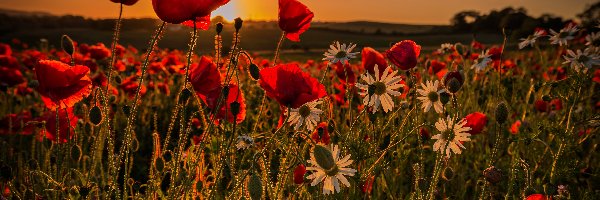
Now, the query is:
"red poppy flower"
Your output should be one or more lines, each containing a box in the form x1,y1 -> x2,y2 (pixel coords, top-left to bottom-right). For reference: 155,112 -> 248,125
278,0 -> 314,42
259,63 -> 327,108
182,15 -> 211,30
471,40 -> 484,50
293,164 -> 306,184
110,0 -> 139,6
190,56 -> 222,97
333,62 -> 356,85
543,67 -> 567,81
88,43 -> 111,60
386,40 -> 421,70
152,0 -> 230,24
362,47 -> 387,77
593,69 -> 600,83
361,175 -> 375,194
35,60 -> 92,109
311,122 -> 330,145
428,60 -> 447,79
40,107 -> 77,143
200,84 -> 246,124
464,112 -> 488,135
0,66 -> 25,87
534,99 -> 563,112
526,194 -> 551,200
0,111 -> 33,135
509,120 -> 521,134
120,76 -> 147,98
0,43 -> 11,56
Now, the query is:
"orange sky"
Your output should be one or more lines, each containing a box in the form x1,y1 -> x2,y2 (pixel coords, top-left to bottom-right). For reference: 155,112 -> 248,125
0,0 -> 595,24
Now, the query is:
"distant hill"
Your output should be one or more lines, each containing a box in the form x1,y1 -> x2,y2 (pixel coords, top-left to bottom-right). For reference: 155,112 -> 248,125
312,21 -> 451,35
0,8 -> 53,17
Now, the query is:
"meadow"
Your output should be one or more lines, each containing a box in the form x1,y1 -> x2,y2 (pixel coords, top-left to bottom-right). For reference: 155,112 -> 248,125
0,0 -> 599,199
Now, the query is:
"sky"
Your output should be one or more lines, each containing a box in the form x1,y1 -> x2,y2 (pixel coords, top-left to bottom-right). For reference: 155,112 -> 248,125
0,0 -> 596,25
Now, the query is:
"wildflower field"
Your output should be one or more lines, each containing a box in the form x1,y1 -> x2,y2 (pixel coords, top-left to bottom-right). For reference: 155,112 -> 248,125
0,0 -> 599,199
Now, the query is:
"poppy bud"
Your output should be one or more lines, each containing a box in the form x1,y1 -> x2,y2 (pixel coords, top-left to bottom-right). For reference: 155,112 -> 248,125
109,95 -> 117,103
61,35 -> 75,56
216,22 -> 224,34
313,145 -> 335,170
247,173 -> 262,200
89,106 -> 102,126
70,145 -> 82,161
28,80 -> 39,89
28,159 -> 39,170
249,63 -> 260,80
154,158 -> 165,172
442,167 -> 455,181
483,166 -> 502,184
440,92 -> 451,105
79,186 -> 90,198
222,86 -> 230,98
495,102 -> 508,124
114,75 -> 122,84
379,134 -> 391,150
447,78 -> 462,93
230,101 -> 241,116
455,43 -> 465,55
179,88 -> 191,103
293,164 -> 306,184
160,172 -> 171,193
234,18 -> 243,32
327,120 -> 335,133
122,105 -> 131,116
443,71 -> 464,93
269,149 -> 281,182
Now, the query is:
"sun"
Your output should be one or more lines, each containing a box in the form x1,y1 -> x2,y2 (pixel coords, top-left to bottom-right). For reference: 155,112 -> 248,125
212,1 -> 238,21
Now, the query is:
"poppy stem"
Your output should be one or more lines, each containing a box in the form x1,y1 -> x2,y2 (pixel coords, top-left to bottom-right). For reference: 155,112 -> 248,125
183,23 -> 198,89
105,3 -> 123,102
273,32 -> 285,65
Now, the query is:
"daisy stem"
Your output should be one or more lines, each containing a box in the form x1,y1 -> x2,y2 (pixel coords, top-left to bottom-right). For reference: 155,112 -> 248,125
427,154 -> 444,200
273,32 -> 285,65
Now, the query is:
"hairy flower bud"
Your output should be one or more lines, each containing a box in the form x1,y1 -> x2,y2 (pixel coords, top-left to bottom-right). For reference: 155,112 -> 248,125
495,102 -> 508,124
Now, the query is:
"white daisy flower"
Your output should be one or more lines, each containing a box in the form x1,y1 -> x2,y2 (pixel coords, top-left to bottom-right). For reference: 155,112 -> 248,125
437,43 -> 454,54
549,24 -> 579,46
471,51 -> 492,72
416,80 -> 446,114
355,64 -> 404,113
236,135 -> 254,150
518,30 -> 545,49
306,144 -> 356,195
562,48 -> 600,73
432,116 -> 472,158
322,41 -> 359,64
585,32 -> 600,47
287,99 -> 323,131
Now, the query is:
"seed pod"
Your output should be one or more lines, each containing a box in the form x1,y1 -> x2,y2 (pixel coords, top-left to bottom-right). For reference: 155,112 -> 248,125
495,102 -> 508,124
483,166 -> 502,184
313,145 -> 335,170
61,35 -> 75,56
269,149 -> 281,182
28,80 -> 39,89
89,106 -> 102,126
216,22 -> 224,34
440,92 -> 451,105
179,88 -> 191,103
230,101 -> 241,116
247,173 -> 262,200
234,18 -> 243,32
122,105 -> 131,116
114,75 -> 122,84
249,63 -> 260,80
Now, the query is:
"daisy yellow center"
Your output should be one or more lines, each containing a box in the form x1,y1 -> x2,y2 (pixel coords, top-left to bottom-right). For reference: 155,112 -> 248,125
299,105 -> 311,118
577,55 -> 589,63
335,51 -> 348,59
427,91 -> 439,102
369,81 -> 387,95
325,165 -> 340,176
558,32 -> 569,38
440,129 -> 454,141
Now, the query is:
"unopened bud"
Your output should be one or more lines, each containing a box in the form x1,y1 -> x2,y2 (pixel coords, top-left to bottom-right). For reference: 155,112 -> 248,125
216,22 -> 224,34
249,63 -> 260,80
495,102 -> 508,124
234,18 -> 243,32
61,35 -> 75,56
